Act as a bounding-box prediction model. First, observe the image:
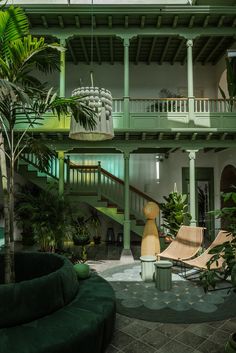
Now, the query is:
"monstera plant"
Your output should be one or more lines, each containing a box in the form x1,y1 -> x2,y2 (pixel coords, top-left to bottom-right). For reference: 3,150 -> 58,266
160,191 -> 191,238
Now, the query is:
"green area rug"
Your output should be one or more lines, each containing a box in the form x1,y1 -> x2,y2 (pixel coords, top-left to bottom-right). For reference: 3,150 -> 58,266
100,263 -> 236,323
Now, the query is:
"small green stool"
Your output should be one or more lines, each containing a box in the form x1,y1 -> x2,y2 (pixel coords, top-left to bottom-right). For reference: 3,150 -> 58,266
155,260 -> 173,291
140,255 -> 156,282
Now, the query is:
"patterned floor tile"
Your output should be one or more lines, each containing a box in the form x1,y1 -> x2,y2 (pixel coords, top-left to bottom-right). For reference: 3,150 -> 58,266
120,322 -> 150,337
197,339 -> 224,353
157,323 -> 188,338
157,339 -> 194,353
122,340 -> 157,353
142,329 -> 170,349
175,330 -> 205,348
186,323 -> 215,338
111,330 -> 135,349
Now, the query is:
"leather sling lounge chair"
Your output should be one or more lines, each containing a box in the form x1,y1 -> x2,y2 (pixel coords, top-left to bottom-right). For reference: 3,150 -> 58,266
157,225 -> 204,262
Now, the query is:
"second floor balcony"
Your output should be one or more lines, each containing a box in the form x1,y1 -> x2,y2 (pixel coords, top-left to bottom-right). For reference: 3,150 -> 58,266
19,97 -> 236,134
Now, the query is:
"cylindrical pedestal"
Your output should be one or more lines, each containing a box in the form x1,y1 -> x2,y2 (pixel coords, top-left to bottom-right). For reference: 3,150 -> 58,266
155,260 -> 173,291
140,255 -> 156,282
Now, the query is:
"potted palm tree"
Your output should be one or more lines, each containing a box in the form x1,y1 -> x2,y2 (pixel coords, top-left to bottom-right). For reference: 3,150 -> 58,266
0,2 -> 96,283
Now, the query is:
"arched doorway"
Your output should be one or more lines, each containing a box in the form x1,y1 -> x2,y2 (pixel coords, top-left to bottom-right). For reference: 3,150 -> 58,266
220,164 -> 236,228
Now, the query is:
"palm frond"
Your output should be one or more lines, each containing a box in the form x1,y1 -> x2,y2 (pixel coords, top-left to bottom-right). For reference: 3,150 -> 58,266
24,137 -> 56,172
0,5 -> 29,60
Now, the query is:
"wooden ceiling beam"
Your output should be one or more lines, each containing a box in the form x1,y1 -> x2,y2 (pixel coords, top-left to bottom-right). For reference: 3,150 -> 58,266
108,15 -> 112,28
95,37 -> 101,65
156,15 -> 162,28
191,132 -> 198,140
75,15 -> 80,28
140,15 -> 145,28
171,38 -> 184,65
193,37 -> 211,64
66,38 -> 78,65
175,132 -> 181,140
147,37 -> 156,65
109,37 -> 114,65
80,37 -> 89,64
203,15 -> 210,28
172,15 -> 178,28
206,132 -> 213,141
58,15 -> 64,28
203,37 -> 225,65
220,132 -> 228,140
125,16 -> 129,28
217,15 -> 225,28
41,15 -> 48,28
159,37 -> 171,65
213,37 -> 235,65
232,17 -> 236,27
189,15 -> 195,28
92,15 -> 96,28
135,37 -> 142,65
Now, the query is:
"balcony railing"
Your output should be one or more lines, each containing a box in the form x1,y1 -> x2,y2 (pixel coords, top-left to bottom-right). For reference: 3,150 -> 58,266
112,98 -> 236,114
129,98 -> 188,114
194,98 -> 236,113
15,97 -> 236,133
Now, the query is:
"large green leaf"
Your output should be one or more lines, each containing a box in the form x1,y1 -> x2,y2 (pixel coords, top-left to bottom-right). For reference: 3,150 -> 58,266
0,5 -> 29,60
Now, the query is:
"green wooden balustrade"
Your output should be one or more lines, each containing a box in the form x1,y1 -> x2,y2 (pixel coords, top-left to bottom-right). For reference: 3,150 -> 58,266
15,98 -> 236,133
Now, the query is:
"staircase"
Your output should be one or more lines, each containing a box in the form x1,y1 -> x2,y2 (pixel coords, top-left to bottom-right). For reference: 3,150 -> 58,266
19,154 -> 159,236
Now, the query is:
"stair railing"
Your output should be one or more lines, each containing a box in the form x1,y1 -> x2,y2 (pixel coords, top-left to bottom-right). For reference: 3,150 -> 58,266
68,162 -> 159,221
20,153 -> 70,182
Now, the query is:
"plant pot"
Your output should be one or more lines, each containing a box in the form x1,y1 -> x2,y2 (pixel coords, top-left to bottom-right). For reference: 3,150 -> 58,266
93,236 -> 101,245
73,234 -> 90,246
225,333 -> 236,352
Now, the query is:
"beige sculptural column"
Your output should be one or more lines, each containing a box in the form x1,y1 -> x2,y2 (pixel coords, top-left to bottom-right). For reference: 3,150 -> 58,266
141,202 -> 160,257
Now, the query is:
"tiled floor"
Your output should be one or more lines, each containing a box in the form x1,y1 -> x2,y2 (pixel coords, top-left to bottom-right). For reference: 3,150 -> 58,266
106,312 -> 236,353
88,259 -> 236,353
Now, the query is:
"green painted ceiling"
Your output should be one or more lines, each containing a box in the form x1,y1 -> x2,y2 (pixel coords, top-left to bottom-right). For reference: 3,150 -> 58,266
23,4 -> 236,65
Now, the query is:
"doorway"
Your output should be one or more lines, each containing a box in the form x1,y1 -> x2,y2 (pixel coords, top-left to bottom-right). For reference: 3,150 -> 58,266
182,167 -> 214,240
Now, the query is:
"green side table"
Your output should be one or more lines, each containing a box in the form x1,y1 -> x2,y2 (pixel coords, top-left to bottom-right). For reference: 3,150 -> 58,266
140,255 -> 156,282
155,260 -> 173,291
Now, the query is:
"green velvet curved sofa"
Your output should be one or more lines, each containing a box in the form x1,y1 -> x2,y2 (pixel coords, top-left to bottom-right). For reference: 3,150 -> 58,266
0,252 -> 116,353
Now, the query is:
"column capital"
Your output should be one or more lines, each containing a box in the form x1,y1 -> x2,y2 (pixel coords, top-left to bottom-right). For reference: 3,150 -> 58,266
186,149 -> 198,160
116,35 -> 136,46
186,39 -> 193,48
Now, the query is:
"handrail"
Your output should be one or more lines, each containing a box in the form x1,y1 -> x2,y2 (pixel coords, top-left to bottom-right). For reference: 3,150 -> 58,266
100,167 -> 158,205
70,164 -> 159,205
129,97 -> 187,101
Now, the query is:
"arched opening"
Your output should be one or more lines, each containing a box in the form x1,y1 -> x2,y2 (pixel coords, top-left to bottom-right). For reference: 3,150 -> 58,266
220,164 -> 236,228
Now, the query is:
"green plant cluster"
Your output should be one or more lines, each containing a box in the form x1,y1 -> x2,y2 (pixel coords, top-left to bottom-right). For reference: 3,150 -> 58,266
200,191 -> 236,291
15,185 -> 72,252
160,191 -> 191,238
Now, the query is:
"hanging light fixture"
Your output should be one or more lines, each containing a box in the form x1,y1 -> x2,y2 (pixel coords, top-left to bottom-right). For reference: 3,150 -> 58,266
69,0 -> 114,141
